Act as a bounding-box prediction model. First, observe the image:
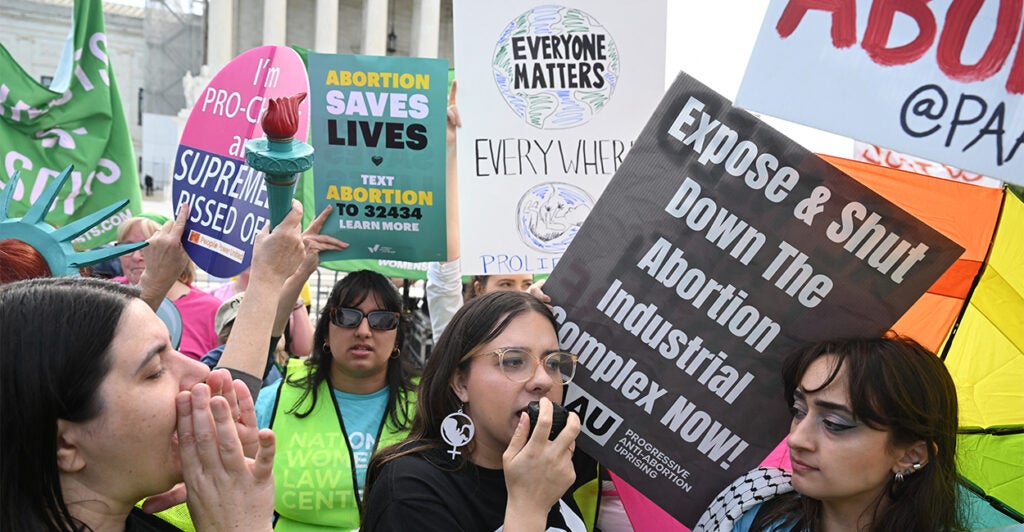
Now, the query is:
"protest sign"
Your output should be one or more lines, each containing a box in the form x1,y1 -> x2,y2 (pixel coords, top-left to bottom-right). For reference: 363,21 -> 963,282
172,45 -> 309,278
737,0 -> 1024,186
543,71 -> 965,526
854,142 -> 1004,188
453,0 -> 667,275
310,53 -> 448,263
1,0 -> 141,248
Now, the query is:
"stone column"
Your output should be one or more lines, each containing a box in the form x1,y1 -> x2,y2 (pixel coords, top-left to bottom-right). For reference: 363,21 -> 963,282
315,0 -> 339,53
362,0 -> 388,55
206,0 -> 235,72
263,0 -> 287,46
411,0 -> 440,58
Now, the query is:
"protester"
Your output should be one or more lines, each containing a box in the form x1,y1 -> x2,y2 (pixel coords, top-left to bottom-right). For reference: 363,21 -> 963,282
0,201 -> 306,531
208,267 -> 314,359
0,238 -> 51,282
115,215 -> 222,360
0,277 -> 274,532
362,290 -> 584,531
255,268 -> 416,530
697,334 -> 1022,531
427,262 -> 535,343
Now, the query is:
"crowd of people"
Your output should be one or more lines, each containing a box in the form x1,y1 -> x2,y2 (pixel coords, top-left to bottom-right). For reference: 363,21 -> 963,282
2,85 -> 1021,532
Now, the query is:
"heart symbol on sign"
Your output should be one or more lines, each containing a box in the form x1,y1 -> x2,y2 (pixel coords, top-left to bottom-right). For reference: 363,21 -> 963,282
372,156 -> 383,166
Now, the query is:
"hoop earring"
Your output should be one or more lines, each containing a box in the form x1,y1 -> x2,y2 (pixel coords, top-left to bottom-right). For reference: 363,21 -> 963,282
390,347 -> 401,359
441,405 -> 475,459
322,340 -> 331,353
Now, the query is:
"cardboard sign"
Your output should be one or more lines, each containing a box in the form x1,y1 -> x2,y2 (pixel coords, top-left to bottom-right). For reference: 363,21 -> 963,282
544,71 -> 964,526
309,53 -> 448,263
737,0 -> 1024,186
172,45 -> 310,278
453,0 -> 667,275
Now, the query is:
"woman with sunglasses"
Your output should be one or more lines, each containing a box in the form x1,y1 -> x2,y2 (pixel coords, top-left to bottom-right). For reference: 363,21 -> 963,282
362,290 -> 584,531
255,270 -> 417,530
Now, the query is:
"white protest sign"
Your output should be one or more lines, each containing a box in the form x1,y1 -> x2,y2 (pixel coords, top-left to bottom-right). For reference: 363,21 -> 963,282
737,0 -> 1024,186
453,0 -> 667,275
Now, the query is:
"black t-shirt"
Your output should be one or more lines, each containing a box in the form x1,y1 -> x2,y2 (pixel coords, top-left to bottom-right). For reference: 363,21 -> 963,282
362,447 -> 586,531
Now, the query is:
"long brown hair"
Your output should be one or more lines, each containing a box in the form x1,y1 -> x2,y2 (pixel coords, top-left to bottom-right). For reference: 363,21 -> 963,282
752,334 -> 963,531
364,291 -> 556,492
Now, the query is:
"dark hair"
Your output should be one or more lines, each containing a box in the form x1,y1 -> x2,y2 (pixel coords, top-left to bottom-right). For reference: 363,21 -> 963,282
365,290 -> 556,493
0,277 -> 138,531
0,239 -> 52,283
288,270 -> 415,429
752,334 -> 963,531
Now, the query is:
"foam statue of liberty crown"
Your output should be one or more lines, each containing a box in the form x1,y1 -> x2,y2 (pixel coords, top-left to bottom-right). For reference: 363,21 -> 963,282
0,165 -> 146,276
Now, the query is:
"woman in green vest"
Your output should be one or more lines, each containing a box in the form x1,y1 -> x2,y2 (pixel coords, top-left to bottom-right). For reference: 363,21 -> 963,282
256,270 -> 417,530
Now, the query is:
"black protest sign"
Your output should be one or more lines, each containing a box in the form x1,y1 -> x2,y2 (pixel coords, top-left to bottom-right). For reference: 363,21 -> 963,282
544,71 -> 964,526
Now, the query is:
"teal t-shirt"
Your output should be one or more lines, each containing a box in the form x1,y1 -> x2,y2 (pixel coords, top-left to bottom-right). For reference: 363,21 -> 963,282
256,380 -> 389,495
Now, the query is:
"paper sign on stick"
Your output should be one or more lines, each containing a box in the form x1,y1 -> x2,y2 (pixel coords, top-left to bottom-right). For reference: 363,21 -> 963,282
544,71 -> 964,526
737,0 -> 1024,186
172,45 -> 310,278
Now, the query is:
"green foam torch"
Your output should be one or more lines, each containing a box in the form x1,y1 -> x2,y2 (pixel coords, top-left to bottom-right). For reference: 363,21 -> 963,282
244,93 -> 313,230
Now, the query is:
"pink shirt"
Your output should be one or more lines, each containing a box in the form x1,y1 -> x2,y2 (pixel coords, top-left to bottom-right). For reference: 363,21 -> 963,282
174,286 -> 221,360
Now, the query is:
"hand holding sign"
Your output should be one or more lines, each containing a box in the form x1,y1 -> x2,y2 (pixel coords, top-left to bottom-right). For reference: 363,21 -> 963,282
446,80 -> 461,148
138,205 -> 192,310
251,199 -> 307,283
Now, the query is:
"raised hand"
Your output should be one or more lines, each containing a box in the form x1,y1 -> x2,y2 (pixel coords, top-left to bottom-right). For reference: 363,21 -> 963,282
138,204 -> 191,310
176,382 -> 275,531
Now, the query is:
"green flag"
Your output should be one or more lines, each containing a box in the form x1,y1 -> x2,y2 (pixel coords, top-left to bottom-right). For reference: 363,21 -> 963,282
0,0 -> 141,249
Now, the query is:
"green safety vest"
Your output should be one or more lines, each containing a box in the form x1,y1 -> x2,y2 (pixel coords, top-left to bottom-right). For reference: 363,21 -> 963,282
270,359 -> 415,531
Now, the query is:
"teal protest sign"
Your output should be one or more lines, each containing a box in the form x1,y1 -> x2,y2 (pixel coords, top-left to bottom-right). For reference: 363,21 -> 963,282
310,53 -> 448,263
1,0 -> 141,248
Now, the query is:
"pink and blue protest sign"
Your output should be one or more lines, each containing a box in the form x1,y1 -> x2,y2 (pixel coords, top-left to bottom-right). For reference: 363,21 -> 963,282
172,45 -> 310,277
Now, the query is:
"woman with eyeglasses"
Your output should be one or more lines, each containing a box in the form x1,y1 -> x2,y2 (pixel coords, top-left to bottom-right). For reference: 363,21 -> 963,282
255,269 -> 417,530
361,290 -> 584,531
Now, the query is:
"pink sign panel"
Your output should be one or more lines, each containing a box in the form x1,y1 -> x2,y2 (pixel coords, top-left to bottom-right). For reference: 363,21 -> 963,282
172,46 -> 310,277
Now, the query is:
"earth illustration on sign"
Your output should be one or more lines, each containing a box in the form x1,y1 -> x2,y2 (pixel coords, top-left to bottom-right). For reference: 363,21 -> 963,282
516,182 -> 593,252
492,5 -> 620,129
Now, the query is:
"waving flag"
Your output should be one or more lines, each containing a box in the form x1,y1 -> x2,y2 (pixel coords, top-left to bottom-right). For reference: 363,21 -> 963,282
0,0 -> 141,248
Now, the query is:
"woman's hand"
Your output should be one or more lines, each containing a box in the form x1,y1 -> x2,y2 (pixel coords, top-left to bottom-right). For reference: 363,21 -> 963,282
140,370 -> 261,514
296,206 -> 348,278
251,200 -> 306,284
176,382 -> 276,531
527,279 -> 553,310
501,397 -> 581,531
138,205 -> 191,310
446,80 -> 461,149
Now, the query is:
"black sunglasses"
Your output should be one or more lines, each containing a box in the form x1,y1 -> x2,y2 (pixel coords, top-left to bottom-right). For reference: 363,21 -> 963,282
330,307 -> 401,330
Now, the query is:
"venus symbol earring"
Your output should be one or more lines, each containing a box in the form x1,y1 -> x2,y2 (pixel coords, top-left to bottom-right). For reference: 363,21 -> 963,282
440,405 -> 475,459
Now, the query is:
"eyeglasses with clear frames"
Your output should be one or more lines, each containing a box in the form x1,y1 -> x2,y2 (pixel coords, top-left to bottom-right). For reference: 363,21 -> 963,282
475,347 -> 578,384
